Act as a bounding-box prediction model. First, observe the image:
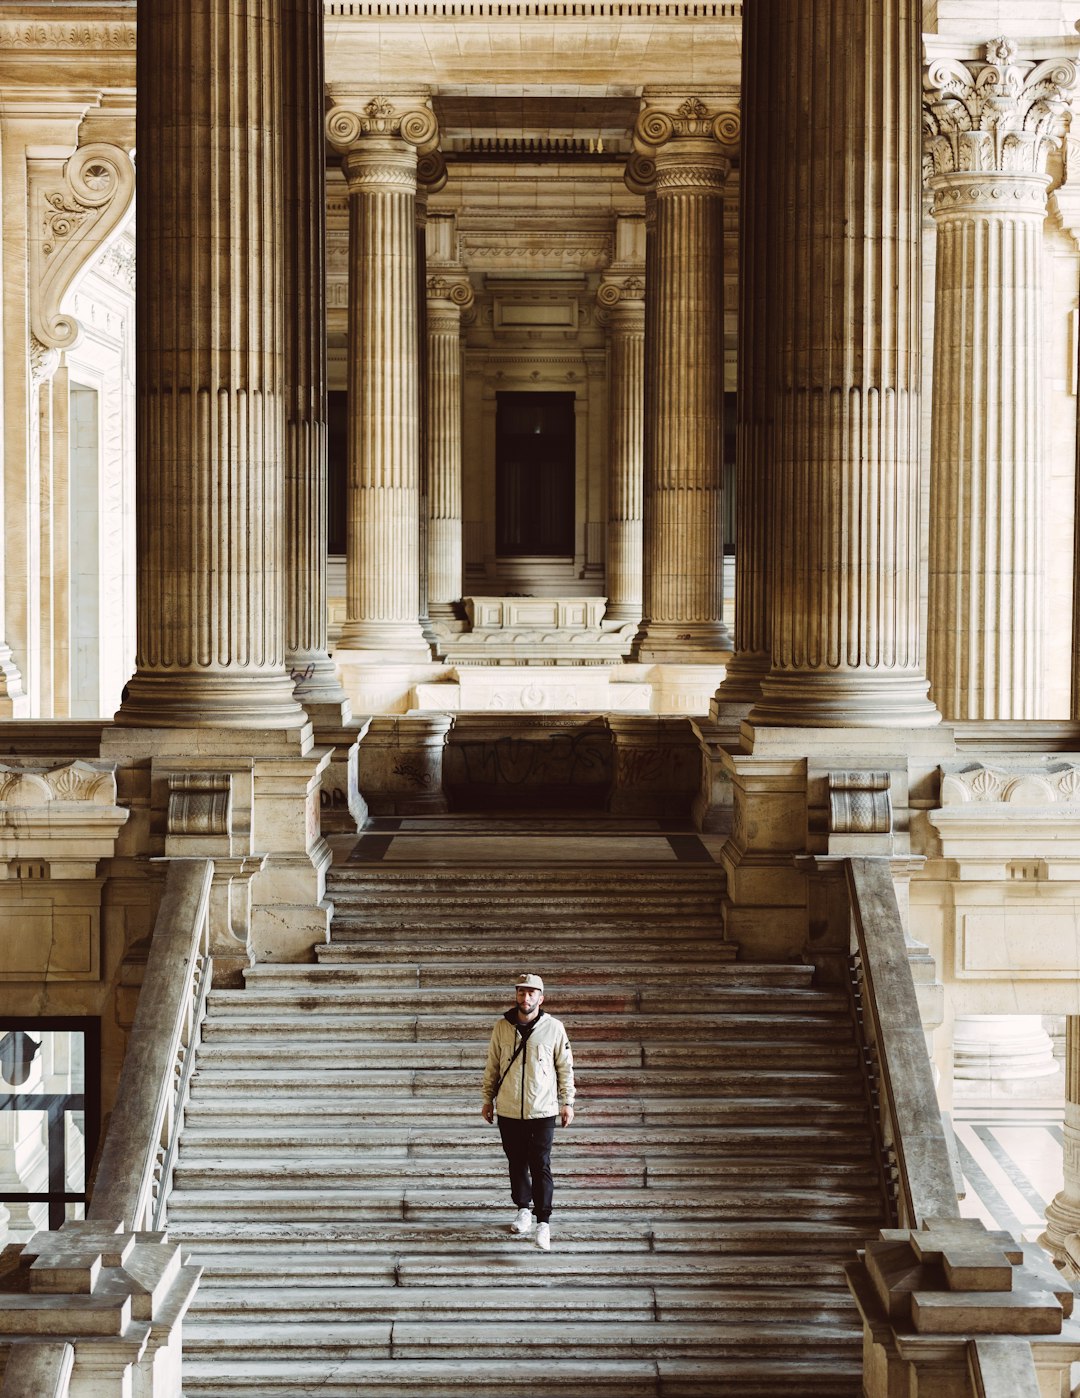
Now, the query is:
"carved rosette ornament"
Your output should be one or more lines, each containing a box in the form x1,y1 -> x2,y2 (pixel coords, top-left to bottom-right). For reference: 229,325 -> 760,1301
923,39 -> 1076,720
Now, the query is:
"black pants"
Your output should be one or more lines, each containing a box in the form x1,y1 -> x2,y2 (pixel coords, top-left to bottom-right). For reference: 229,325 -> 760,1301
497,1115 -> 557,1222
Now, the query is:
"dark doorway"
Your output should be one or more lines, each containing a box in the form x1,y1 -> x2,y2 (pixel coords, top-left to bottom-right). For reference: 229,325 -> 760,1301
495,392 -> 575,556
327,389 -> 348,556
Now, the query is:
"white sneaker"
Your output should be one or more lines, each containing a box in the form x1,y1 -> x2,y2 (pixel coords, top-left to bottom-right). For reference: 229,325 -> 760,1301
511,1208 -> 534,1235
536,1222 -> 550,1251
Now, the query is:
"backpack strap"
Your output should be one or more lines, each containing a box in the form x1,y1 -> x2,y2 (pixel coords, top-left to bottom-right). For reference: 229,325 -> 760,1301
490,1032 -> 526,1102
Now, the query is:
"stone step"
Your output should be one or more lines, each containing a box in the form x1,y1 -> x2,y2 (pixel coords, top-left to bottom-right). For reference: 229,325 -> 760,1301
305,943 -> 757,970
173,1124 -> 871,1159
187,1066 -> 865,1099
327,869 -> 725,894
198,1013 -> 855,1044
165,1186 -> 883,1225
181,1355 -> 861,1398
273,961 -> 742,987
186,1283 -> 859,1324
208,986 -> 842,1014
172,1157 -> 879,1191
182,1250 -> 854,1288
190,1040 -> 860,1071
181,1318 -> 859,1360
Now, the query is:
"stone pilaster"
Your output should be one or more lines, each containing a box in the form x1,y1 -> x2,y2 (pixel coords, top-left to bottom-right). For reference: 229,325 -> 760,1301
598,274 -> 645,625
416,152 -> 447,646
747,0 -> 939,730
630,101 -> 732,662
326,92 -> 438,663
282,0 -> 351,721
426,271 -> 473,619
115,0 -> 308,734
924,39 -> 1075,720
1041,1014 -> 1080,1272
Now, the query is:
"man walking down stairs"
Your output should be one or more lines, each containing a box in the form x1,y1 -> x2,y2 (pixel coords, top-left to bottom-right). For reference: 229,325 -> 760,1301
167,818 -> 888,1397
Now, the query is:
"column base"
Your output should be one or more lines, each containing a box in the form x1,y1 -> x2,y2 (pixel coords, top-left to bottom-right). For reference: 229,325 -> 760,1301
110,671 -> 312,736
336,620 -> 433,664
604,602 -> 643,625
287,650 -> 353,718
749,669 -> 941,729
711,649 -> 769,710
632,619 -> 732,663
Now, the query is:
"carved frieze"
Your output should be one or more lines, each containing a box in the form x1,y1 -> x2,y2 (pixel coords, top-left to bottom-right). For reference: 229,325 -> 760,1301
828,771 -> 892,835
940,762 -> 1080,806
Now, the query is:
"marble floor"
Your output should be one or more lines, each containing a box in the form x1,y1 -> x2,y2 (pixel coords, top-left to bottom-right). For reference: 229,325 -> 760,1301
955,1106 -> 1064,1243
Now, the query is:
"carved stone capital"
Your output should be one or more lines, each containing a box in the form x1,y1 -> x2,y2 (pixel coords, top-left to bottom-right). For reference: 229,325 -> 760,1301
929,169 -> 1050,219
624,152 -> 656,197
340,140 -> 418,196
633,97 -> 740,160
27,140 -> 135,352
326,93 -> 439,156
596,272 -> 645,328
426,271 -> 474,314
924,38 -> 1077,180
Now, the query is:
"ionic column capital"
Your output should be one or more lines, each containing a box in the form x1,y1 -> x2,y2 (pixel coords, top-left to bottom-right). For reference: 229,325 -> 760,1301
632,97 -> 738,192
597,273 -> 645,330
924,38 -> 1076,181
426,271 -> 474,320
326,90 -> 439,154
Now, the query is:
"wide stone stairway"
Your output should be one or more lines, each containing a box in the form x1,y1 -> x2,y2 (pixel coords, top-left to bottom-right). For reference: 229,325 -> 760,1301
170,820 -> 886,1397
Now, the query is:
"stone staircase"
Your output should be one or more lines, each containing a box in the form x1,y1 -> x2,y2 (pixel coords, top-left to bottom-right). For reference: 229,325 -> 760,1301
170,860 -> 886,1397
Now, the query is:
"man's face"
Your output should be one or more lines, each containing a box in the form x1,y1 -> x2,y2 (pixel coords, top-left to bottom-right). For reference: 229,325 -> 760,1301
516,986 -> 543,1018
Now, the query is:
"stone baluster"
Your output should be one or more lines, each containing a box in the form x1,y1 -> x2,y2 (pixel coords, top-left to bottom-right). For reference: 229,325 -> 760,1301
629,103 -> 732,662
924,40 -> 1075,720
426,272 -> 473,620
598,272 -> 645,626
282,0 -> 351,721
326,92 -> 439,663
116,0 -> 308,733
1042,1014 -> 1080,1272
747,0 -> 939,729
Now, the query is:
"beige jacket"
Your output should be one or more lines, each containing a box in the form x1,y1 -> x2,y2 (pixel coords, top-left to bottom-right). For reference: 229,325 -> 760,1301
482,1009 -> 576,1120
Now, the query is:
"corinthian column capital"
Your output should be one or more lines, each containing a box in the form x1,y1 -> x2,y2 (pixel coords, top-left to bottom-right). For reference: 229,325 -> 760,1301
924,38 -> 1076,181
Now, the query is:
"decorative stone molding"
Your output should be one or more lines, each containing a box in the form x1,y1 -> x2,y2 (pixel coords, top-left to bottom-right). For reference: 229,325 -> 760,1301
828,771 -> 892,835
28,142 -> 136,353
940,762 -> 1080,805
924,38 -> 1076,180
326,93 -> 439,155
28,334 -> 59,388
0,22 -> 136,50
0,759 -> 116,808
166,773 -> 233,839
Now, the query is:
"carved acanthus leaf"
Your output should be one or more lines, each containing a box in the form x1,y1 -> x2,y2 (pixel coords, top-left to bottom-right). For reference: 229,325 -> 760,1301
924,38 -> 1077,178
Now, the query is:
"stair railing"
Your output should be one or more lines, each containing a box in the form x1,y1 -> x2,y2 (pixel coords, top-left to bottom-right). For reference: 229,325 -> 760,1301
88,858 -> 214,1232
843,856 -> 958,1230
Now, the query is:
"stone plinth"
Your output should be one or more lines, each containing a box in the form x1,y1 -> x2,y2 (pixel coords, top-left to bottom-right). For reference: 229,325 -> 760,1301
355,714 -> 451,815
441,597 -> 636,666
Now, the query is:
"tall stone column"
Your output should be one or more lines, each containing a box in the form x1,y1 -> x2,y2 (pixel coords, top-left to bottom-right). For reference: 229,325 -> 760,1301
1041,1014 -> 1080,1272
924,40 -> 1074,721
281,0 -> 350,720
115,0 -> 308,733
597,275 -> 645,625
326,93 -> 438,664
630,101 -> 733,662
426,272 -> 473,619
711,0 -> 772,714
745,0 -> 938,729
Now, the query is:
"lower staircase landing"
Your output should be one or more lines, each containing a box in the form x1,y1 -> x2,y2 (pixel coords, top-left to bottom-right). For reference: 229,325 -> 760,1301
168,816 -> 885,1396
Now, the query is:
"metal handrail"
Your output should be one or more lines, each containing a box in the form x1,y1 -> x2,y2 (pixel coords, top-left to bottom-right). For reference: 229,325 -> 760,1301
88,859 -> 213,1231
844,857 -> 958,1230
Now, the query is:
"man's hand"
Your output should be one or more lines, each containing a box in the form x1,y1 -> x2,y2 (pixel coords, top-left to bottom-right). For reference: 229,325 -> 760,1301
481,1101 -> 494,1123
560,1105 -> 574,1127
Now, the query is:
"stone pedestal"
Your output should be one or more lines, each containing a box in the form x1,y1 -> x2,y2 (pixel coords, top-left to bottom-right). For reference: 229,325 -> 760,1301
744,0 -> 938,730
326,92 -> 439,664
924,41 -> 1074,721
115,0 -> 308,733
356,714 -> 451,815
953,1014 -> 1058,1099
630,99 -> 733,663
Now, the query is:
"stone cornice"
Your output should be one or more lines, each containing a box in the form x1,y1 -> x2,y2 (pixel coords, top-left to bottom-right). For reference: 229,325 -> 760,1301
924,36 -> 1077,179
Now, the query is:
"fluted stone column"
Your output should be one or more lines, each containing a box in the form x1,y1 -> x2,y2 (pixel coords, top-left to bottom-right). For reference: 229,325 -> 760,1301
924,40 -> 1074,721
1041,1014 -> 1080,1272
745,0 -> 938,729
598,276 -> 645,625
282,0 -> 350,719
630,101 -> 733,662
711,0 -> 772,714
426,272 -> 473,619
116,0 -> 307,732
326,93 -> 438,663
